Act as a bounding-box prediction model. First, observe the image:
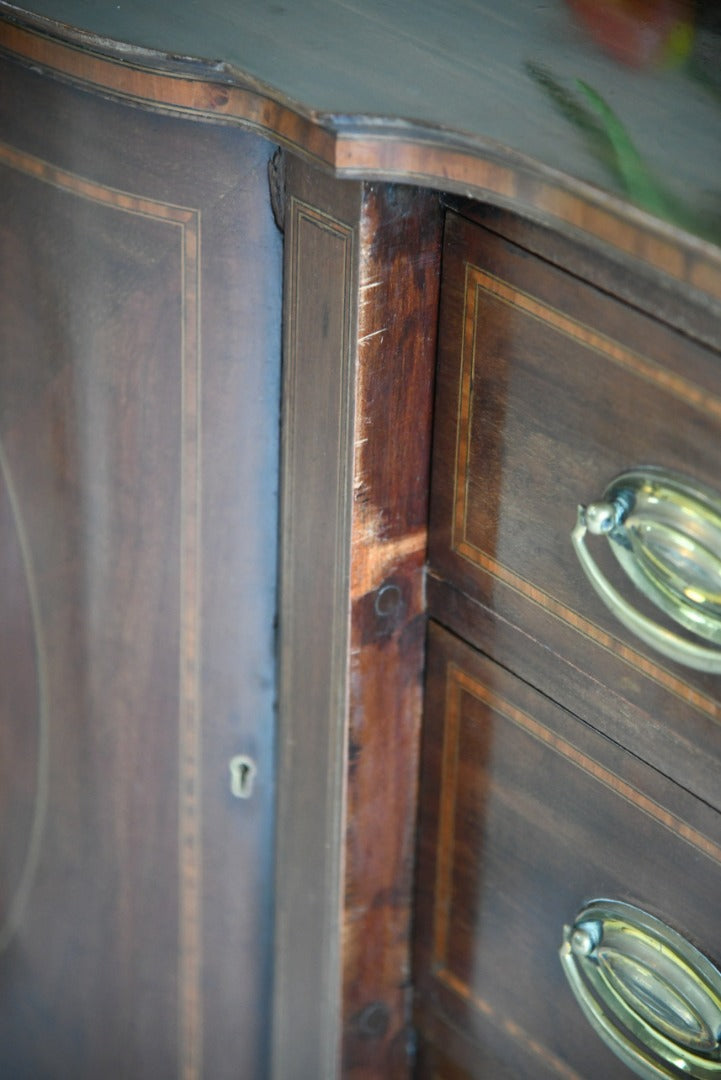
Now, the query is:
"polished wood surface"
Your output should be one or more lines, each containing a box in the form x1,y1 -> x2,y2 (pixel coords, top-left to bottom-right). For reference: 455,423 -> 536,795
414,622 -> 721,1078
419,200 -> 721,1078
343,182 -> 442,1076
1,4 -> 721,303
1,0 -> 719,237
0,54 -> 281,1078
2,4 -> 721,1078
274,157 -> 361,1080
275,155 -> 442,1079
445,198 -> 721,354
428,208 -> 721,810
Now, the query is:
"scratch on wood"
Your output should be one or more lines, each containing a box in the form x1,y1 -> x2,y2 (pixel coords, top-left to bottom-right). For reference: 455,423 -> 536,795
358,326 -> 388,344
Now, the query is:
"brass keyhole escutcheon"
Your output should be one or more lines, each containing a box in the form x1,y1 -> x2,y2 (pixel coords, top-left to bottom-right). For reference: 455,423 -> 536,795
229,755 -> 257,799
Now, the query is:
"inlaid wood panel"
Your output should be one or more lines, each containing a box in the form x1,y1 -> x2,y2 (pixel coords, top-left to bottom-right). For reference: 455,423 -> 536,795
274,164 -> 359,1080
414,622 -> 721,1079
274,155 -> 442,1080
428,210 -> 721,809
0,55 -> 281,1079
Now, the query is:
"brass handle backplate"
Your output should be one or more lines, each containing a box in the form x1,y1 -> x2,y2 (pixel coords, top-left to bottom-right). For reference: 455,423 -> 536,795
573,466 -> 721,672
561,899 -> 721,1078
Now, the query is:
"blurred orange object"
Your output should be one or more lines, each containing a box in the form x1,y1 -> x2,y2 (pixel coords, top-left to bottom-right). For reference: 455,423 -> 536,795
565,0 -> 695,68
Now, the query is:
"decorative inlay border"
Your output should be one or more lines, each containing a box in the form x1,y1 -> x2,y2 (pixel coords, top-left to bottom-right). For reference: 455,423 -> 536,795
0,440 -> 49,955
2,17 -> 721,304
435,968 -> 585,1080
0,141 -> 204,1079
273,193 -> 356,1079
431,656 -> 721,1072
0,20 -> 336,168
451,262 -> 721,721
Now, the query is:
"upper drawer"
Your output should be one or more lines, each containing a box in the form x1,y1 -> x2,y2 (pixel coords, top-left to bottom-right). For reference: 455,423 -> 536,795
428,212 -> 721,800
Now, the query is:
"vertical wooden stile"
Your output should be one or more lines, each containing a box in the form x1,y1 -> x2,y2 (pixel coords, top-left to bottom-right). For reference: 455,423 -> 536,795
273,157 -> 441,1078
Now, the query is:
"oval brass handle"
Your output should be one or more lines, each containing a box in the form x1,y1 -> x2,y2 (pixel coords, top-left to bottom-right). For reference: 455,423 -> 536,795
560,900 -> 721,1078
572,467 -> 721,673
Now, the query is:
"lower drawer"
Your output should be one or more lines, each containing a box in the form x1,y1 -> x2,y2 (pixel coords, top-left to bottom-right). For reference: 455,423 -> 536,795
413,622 -> 721,1079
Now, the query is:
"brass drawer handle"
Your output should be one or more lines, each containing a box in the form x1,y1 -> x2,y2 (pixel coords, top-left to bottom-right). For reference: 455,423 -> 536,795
561,900 -> 721,1078
572,466 -> 721,672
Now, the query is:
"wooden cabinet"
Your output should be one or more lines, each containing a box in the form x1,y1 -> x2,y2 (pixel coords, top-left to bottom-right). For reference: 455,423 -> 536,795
2,5 -> 721,1079
415,204 -> 721,1077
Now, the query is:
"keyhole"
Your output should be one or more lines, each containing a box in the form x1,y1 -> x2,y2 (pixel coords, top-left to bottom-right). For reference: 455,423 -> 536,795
229,755 -> 256,799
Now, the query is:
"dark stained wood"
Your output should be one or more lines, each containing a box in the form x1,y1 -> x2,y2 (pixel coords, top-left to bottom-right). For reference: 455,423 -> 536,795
343,183 -> 442,1077
426,572 -> 721,823
418,191 -> 721,1079
3,0 -> 721,267
5,7 -> 721,1077
444,197 -> 721,355
414,622 -> 721,1079
428,209 -> 721,809
273,156 -> 362,1080
2,6 -> 721,306
274,156 -> 442,1079
0,55 -> 281,1078
415,1019 -> 555,1080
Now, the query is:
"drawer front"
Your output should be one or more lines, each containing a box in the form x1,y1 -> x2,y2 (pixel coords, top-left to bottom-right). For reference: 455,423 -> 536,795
414,623 -> 721,1079
428,211 -> 721,803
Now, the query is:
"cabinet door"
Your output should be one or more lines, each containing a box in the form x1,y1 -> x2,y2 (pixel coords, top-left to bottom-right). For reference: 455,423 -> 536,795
0,55 -> 281,1079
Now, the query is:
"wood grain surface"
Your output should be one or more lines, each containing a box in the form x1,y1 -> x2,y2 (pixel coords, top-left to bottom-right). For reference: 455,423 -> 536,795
414,623 -> 721,1079
0,56 -> 281,1079
343,182 -> 442,1077
428,209 -> 721,811
2,3 -> 721,304
273,158 -> 361,1080
275,155 -> 443,1080
1,0 -> 718,229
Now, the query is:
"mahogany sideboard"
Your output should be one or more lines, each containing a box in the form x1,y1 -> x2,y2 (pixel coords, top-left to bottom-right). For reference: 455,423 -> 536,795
1,3 -> 721,1078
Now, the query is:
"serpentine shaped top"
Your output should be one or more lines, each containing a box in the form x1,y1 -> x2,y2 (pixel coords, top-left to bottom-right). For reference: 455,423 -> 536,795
1,0 -> 720,300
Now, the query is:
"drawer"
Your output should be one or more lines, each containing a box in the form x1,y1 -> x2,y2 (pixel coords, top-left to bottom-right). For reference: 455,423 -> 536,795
414,623 -> 721,1080
428,211 -> 721,806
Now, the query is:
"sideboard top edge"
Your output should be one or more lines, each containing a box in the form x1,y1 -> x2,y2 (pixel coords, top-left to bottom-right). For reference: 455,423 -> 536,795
2,1 -> 721,309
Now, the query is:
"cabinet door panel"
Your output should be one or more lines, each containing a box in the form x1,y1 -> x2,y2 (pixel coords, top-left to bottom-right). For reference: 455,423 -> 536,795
0,56 -> 280,1079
